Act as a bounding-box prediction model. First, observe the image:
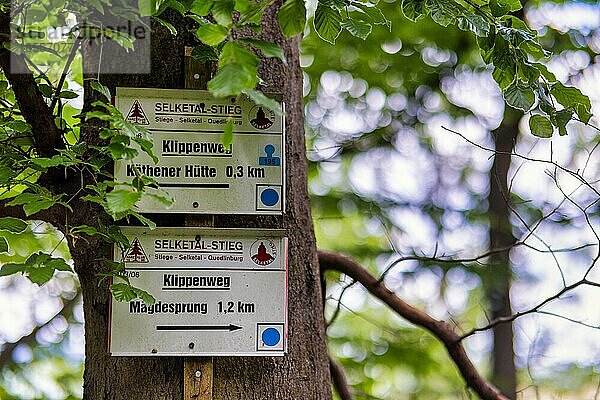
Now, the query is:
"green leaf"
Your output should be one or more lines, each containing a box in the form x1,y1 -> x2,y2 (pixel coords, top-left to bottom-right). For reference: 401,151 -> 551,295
218,41 -> 259,68
277,0 -> 307,38
1,253 -> 71,284
551,109 -> 573,136
106,189 -> 142,214
532,62 -> 557,83
240,39 -> 286,63
458,13 -> 490,37
6,120 -> 31,133
132,287 -> 156,305
155,17 -> 178,35
209,63 -> 259,97
44,256 -> 72,272
8,193 -> 58,216
491,36 -> 516,89
108,141 -> 139,160
222,118 -> 234,150
550,82 -> 592,124
132,137 -> 158,163
71,225 -> 98,236
426,0 -> 463,27
8,193 -> 41,206
190,0 -> 214,15
0,166 -> 16,184
492,65 -> 516,89
529,115 -> 553,138
28,266 -> 55,285
138,0 -> 156,16
156,0 -> 186,15
489,0 -> 521,17
503,81 -> 535,111
517,61 -> 540,85
145,192 -> 174,207
0,237 -> 8,253
24,200 -> 56,216
352,3 -> 390,28
103,226 -> 130,246
238,0 -> 269,23
38,84 -> 54,97
212,0 -> 235,25
90,81 -> 112,101
58,90 -> 80,99
401,0 -> 427,22
111,283 -> 138,302
102,28 -> 135,50
0,217 -> 28,233
31,155 -> 66,168
209,42 -> 260,97
195,24 -> 229,46
87,0 -> 105,12
191,44 -> 219,63
0,263 -> 27,277
235,0 -> 253,13
244,89 -> 283,116
319,0 -> 345,10
130,211 -> 157,229
314,3 -> 342,44
341,19 -> 372,40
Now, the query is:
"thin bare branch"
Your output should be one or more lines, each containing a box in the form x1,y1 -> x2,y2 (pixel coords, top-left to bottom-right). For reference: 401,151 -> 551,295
442,126 -> 600,198
536,310 -> 600,330
460,279 -> 600,339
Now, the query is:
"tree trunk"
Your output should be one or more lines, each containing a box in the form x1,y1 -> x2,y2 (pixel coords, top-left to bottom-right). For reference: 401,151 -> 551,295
485,110 -> 519,399
75,7 -> 332,399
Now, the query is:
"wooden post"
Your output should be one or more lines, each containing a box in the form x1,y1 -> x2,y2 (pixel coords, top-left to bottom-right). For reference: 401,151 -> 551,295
183,46 -> 214,400
183,358 -> 213,400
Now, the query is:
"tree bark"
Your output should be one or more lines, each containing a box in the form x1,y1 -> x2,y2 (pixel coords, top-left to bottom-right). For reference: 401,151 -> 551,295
485,110 -> 519,399
76,6 -> 331,400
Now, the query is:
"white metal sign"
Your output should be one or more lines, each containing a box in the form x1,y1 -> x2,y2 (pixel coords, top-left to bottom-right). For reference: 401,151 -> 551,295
109,227 -> 288,356
114,87 -> 285,214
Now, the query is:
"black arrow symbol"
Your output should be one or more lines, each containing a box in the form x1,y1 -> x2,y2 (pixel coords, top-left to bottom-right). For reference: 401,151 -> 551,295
156,324 -> 242,332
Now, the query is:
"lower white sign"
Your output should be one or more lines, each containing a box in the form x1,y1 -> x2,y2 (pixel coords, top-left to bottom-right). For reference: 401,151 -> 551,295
109,227 -> 288,356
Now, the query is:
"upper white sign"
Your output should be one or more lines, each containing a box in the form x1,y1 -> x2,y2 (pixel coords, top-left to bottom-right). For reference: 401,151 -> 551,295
114,88 -> 285,214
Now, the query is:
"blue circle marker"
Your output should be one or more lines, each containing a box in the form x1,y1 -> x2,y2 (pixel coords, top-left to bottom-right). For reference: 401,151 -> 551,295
262,328 -> 281,346
261,188 -> 279,206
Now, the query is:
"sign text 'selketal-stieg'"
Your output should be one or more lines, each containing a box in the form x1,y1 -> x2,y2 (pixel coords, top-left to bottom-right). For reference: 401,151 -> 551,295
114,88 -> 285,214
110,227 -> 288,356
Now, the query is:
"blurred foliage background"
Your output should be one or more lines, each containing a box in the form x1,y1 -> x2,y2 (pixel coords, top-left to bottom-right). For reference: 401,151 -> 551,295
1,0 -> 599,398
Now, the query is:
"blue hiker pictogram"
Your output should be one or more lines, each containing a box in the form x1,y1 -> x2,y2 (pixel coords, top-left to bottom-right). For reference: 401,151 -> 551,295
258,144 -> 280,166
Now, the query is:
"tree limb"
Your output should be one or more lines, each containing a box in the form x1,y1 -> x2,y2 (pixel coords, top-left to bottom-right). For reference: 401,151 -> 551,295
0,11 -> 63,158
319,249 -> 509,400
329,353 -> 354,400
